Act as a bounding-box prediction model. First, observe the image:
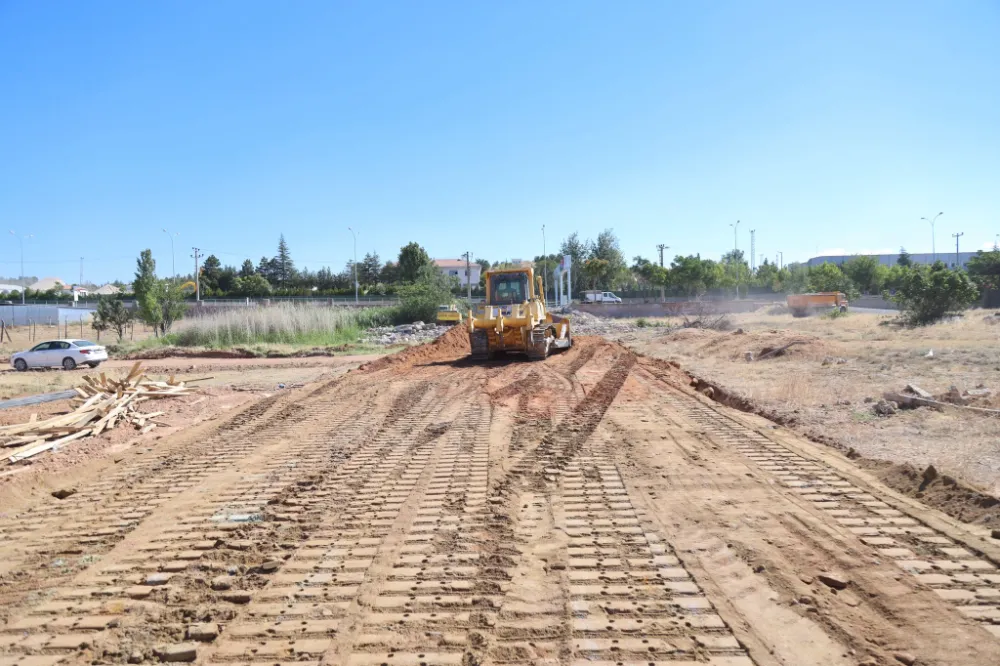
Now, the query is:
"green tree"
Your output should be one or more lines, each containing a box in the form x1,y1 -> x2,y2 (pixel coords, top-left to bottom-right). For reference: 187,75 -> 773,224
842,255 -> 887,294
239,259 -> 255,278
590,229 -> 628,288
897,247 -> 913,267
276,234 -> 296,286
669,255 -> 723,297
154,280 -> 187,334
92,295 -> 133,342
379,261 -> 400,285
889,262 -> 980,325
201,254 -> 222,293
133,249 -> 160,333
359,252 -> 382,286
966,249 -> 1000,291
233,274 -> 272,297
398,242 -> 432,282
560,233 -> 590,297
754,259 -> 780,291
395,265 -> 453,323
807,262 -> 856,297
581,258 -> 610,289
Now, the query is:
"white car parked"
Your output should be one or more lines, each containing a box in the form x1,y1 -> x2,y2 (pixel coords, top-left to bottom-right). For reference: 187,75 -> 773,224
10,339 -> 108,371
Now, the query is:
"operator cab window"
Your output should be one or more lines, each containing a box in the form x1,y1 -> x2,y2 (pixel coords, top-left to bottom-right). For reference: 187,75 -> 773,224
491,274 -> 527,304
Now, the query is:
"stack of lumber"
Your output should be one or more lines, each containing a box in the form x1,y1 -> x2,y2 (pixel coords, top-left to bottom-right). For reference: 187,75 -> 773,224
0,362 -> 201,464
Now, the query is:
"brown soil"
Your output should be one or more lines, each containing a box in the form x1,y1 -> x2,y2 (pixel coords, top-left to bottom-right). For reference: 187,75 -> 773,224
0,334 -> 998,665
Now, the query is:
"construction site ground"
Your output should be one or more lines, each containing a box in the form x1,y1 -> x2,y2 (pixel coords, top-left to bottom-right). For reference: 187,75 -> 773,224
2,326 -> 1000,666
626,309 -> 1000,528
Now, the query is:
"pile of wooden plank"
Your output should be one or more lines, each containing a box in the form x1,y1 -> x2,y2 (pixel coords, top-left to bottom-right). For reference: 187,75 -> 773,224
0,362 -> 203,464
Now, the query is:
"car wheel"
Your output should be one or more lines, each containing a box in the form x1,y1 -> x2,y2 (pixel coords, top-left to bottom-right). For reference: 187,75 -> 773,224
62,357 -> 77,371
14,358 -> 27,372
87,362 -> 102,369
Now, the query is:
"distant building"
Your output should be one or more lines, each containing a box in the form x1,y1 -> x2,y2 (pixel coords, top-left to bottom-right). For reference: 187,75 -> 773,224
28,276 -> 68,292
0,283 -> 22,294
92,284 -> 123,296
434,259 -> 481,287
807,252 -> 977,270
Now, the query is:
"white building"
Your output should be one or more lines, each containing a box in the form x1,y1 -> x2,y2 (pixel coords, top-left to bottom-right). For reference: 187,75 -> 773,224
434,259 -> 481,287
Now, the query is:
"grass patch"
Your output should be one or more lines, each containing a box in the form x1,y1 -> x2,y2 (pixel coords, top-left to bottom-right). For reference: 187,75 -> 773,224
115,304 -> 394,352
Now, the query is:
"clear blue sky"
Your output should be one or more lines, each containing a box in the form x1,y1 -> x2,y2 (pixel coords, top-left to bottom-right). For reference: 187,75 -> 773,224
2,1 -> 998,284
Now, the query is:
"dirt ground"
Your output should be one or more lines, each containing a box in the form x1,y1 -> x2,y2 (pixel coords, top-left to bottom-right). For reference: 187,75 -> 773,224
1,327 -> 1000,665
628,311 -> 1000,502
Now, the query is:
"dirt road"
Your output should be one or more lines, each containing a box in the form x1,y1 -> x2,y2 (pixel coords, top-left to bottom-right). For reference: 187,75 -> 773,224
1,328 -> 999,666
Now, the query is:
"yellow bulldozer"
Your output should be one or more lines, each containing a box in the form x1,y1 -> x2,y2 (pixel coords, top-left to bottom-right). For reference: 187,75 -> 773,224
468,266 -> 571,360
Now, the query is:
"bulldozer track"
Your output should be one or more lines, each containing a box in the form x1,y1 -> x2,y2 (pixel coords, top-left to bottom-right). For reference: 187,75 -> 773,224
0,333 -> 997,666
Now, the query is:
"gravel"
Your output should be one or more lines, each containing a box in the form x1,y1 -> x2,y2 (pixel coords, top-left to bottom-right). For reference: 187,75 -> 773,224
364,321 -> 451,346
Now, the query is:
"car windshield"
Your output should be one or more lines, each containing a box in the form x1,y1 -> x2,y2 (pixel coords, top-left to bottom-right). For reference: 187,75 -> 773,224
72,340 -> 98,347
490,274 -> 528,304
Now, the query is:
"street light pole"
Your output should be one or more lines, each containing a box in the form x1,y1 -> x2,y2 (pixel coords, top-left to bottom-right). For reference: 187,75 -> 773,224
953,232 -> 964,268
541,225 -> 547,305
656,243 -> 669,302
347,227 -> 358,304
9,231 -> 33,305
729,220 -> 740,298
162,229 -> 178,280
921,212 -> 943,263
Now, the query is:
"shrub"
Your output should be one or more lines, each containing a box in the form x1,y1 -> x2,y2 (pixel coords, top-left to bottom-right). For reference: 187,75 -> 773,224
635,317 -> 649,328
887,262 -> 980,325
392,265 -> 454,324
164,304 -> 392,347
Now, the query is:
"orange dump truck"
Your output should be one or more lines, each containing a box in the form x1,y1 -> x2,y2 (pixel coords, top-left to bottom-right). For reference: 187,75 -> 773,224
786,292 -> 849,317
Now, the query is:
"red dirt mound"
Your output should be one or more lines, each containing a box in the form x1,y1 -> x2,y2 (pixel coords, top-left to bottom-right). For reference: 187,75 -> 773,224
359,326 -> 470,372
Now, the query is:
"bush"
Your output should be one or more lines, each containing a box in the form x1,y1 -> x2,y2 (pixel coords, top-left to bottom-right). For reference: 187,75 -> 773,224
392,266 -> 455,324
822,308 -> 848,320
887,262 -> 980,325
635,317 -> 649,328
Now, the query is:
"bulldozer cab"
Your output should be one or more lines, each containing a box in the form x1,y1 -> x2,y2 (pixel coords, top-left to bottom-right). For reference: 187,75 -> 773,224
488,270 -> 533,305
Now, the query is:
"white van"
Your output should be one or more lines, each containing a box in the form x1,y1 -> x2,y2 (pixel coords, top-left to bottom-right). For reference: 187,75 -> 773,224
583,290 -> 623,304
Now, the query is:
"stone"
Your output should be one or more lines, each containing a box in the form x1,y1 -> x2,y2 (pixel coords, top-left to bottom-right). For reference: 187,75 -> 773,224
744,351 -> 754,362
893,653 -> 917,666
991,529 -> 1000,540
922,465 -> 938,483
905,383 -> 933,399
221,590 -> 253,604
155,643 -> 198,663
873,399 -> 898,416
128,652 -> 143,664
259,560 -> 281,573
798,595 -> 814,605
817,572 -> 850,590
51,488 -> 77,500
145,573 -> 173,586
210,576 -> 233,591
186,623 -> 220,642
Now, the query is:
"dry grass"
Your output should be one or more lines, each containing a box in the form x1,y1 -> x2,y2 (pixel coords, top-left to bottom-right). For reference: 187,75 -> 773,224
138,304 -> 393,349
632,309 -> 1000,495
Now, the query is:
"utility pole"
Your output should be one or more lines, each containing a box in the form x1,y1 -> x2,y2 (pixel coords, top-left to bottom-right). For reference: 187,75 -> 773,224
750,230 -> 756,272
347,227 -> 358,304
778,251 -> 784,269
541,225 -> 547,304
9,231 -> 33,305
922,212 -> 943,263
953,232 -> 964,268
656,243 -> 669,303
461,251 -> 472,302
729,220 -> 740,298
162,229 -> 178,281
192,247 -> 202,301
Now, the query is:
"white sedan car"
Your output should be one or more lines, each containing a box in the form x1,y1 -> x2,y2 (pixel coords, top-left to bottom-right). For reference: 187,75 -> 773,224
10,339 -> 108,371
